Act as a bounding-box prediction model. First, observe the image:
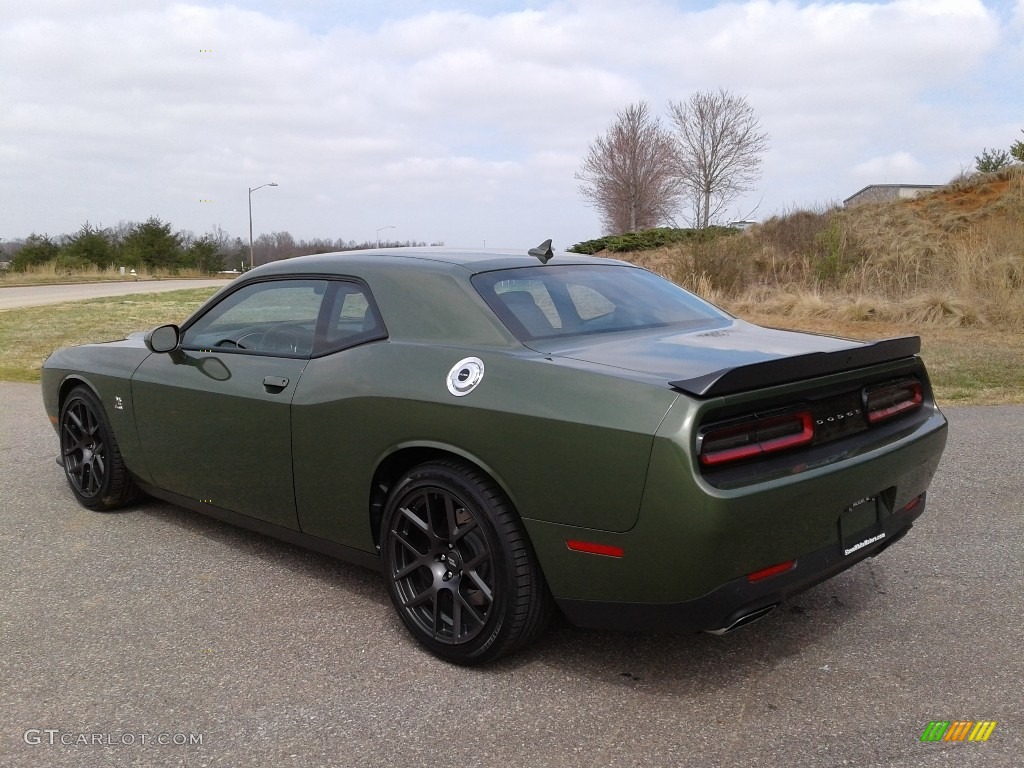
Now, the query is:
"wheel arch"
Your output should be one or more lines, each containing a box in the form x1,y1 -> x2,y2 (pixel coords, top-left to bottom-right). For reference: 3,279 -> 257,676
368,442 -> 519,551
58,374 -> 99,412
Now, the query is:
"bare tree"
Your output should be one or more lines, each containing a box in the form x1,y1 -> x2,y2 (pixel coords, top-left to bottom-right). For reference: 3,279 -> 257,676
576,101 -> 682,234
668,89 -> 769,228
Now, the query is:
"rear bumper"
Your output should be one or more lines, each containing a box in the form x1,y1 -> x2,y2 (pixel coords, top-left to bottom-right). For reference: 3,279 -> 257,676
556,494 -> 926,633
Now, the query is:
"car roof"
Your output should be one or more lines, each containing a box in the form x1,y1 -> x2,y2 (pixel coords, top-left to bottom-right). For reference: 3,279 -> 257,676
249,246 -> 631,277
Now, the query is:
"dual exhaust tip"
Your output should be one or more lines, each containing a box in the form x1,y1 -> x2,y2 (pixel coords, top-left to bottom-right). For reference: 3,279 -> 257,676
705,603 -> 779,635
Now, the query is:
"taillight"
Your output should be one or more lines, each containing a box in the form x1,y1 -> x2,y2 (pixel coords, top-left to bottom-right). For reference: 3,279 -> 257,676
699,409 -> 814,467
863,378 -> 922,424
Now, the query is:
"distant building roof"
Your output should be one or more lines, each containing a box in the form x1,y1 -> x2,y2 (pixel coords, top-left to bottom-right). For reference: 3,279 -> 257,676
844,184 -> 941,207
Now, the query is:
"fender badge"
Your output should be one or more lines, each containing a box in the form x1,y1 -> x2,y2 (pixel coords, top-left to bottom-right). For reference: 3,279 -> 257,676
447,357 -> 485,397
114,396 -> 124,410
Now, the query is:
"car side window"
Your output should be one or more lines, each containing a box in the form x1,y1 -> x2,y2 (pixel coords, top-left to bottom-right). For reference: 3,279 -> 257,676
182,279 -> 328,357
312,281 -> 387,356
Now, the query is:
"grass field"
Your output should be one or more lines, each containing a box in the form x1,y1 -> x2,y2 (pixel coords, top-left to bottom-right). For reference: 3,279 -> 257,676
0,288 -> 217,382
0,286 -> 1020,405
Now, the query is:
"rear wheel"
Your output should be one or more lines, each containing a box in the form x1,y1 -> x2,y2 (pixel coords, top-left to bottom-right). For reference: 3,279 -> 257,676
59,386 -> 139,511
381,460 -> 552,665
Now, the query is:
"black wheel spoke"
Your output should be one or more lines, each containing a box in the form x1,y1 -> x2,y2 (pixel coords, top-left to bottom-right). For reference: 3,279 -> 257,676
405,585 -> 435,609
426,492 -> 447,541
464,568 -> 493,603
456,590 -> 486,628
444,495 -> 457,536
393,529 -> 424,559
66,408 -> 85,433
86,466 -> 100,494
394,557 -> 427,580
431,590 -> 443,639
451,588 -> 463,637
452,517 -> 478,542
462,549 -> 488,571
399,505 -> 428,534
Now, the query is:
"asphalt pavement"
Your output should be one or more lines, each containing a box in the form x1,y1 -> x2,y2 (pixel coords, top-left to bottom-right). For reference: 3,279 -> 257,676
0,381 -> 1020,768
0,279 -> 231,310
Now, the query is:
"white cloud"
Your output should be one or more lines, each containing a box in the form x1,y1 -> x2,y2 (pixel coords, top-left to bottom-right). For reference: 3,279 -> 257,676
852,151 -> 926,180
0,0 -> 1015,247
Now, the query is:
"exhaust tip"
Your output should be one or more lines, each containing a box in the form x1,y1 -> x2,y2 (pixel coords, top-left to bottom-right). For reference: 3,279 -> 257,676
705,604 -> 778,636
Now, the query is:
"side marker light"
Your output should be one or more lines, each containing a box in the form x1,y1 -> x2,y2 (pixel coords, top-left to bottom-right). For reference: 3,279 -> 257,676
566,540 -> 624,558
747,560 -> 796,583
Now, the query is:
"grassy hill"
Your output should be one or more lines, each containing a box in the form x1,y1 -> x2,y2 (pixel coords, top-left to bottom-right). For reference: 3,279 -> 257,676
599,165 -> 1024,329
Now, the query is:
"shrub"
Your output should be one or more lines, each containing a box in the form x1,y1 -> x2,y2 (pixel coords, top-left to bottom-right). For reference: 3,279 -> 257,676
52,254 -> 94,274
568,226 -> 738,254
10,234 -> 59,271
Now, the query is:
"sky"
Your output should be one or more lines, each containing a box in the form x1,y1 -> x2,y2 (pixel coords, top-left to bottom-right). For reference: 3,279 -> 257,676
2,0 -> 1022,251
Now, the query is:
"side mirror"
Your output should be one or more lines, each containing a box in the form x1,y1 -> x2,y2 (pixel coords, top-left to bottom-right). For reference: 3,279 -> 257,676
144,324 -> 180,353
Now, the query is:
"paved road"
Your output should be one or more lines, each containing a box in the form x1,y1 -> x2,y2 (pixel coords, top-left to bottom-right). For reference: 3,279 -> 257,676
0,383 -> 1020,768
0,279 -> 232,310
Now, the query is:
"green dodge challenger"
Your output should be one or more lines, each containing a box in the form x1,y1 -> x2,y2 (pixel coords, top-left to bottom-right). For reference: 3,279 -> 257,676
42,244 -> 948,664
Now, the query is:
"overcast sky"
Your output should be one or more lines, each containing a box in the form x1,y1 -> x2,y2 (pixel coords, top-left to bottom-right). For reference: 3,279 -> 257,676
2,0 -> 1022,251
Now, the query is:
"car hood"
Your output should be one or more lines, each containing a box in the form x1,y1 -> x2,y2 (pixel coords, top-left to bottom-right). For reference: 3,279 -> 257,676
528,320 -> 861,386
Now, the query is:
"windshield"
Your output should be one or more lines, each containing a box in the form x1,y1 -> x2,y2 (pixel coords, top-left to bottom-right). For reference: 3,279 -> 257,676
473,265 -> 731,342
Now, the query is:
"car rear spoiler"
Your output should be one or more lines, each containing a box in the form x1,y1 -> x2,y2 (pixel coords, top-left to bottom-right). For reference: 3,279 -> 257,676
669,336 -> 922,398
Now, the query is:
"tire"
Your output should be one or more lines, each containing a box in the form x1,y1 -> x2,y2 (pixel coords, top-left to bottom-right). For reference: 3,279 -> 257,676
59,386 -> 139,511
380,459 -> 553,665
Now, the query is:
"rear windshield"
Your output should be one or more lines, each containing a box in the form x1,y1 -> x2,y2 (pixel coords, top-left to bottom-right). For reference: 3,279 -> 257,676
473,265 -> 731,341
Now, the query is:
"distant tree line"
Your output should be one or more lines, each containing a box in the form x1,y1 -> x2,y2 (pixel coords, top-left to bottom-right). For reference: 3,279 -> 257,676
248,232 -> 430,269
1,218 -> 430,273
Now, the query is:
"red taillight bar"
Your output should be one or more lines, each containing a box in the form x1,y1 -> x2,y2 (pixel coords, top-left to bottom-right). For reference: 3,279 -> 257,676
700,410 -> 814,467
864,379 -> 923,424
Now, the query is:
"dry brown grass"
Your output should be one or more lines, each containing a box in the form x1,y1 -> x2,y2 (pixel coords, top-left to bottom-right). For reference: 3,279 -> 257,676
597,169 -> 1024,404
620,165 -> 1024,330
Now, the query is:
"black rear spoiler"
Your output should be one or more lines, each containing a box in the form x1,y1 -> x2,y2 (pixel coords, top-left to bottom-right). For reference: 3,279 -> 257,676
669,336 -> 922,398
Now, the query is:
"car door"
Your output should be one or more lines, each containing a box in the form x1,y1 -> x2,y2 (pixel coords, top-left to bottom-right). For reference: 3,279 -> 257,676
131,278 -> 328,529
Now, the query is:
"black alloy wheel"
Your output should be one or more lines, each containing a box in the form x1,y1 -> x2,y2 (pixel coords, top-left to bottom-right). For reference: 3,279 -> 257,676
381,460 -> 552,665
59,386 -> 138,511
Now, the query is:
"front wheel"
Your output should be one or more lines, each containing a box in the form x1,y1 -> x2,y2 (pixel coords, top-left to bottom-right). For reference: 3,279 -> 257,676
59,386 -> 139,511
380,460 -> 552,665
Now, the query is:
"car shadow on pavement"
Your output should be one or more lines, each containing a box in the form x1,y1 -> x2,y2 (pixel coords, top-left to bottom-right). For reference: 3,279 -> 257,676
133,495 -> 885,685
136,499 -> 393,612
501,565 -> 884,689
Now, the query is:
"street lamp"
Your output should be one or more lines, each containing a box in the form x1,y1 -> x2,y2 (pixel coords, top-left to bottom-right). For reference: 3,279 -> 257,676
376,225 -> 395,249
248,182 -> 278,270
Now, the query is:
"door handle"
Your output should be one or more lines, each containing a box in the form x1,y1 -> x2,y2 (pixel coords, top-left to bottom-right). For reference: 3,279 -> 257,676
263,375 -> 289,391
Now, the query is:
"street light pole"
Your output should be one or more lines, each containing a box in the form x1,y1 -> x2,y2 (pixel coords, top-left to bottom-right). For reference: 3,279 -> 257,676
376,225 -> 395,249
248,182 -> 278,270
